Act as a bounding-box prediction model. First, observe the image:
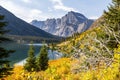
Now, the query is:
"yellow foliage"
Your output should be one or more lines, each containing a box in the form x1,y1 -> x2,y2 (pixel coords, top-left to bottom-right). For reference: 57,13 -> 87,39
2,53 -> 119,80
2,45 -> 120,80
79,44 -> 84,49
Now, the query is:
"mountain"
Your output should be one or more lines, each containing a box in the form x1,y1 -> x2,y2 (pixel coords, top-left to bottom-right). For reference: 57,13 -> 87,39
0,6 -> 58,39
31,11 -> 94,37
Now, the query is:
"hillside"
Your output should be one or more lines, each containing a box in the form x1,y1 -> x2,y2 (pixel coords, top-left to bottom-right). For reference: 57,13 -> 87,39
31,11 -> 94,37
0,6 -> 59,39
89,16 -> 104,29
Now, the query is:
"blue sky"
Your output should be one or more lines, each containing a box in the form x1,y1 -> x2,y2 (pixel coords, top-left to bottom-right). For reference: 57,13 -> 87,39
0,0 -> 112,22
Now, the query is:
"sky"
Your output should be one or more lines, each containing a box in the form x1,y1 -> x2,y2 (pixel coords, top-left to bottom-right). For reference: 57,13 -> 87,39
0,0 -> 112,22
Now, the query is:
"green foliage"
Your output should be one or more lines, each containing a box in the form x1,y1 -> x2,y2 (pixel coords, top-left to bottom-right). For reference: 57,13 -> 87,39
0,15 -> 15,78
36,44 -> 49,71
104,0 -> 120,30
103,0 -> 120,48
24,42 -> 49,72
24,42 -> 36,72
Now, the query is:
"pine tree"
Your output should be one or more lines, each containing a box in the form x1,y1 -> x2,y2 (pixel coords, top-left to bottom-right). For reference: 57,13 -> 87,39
24,43 -> 36,72
0,15 -> 14,78
36,44 -> 49,71
103,0 -> 120,48
104,0 -> 120,31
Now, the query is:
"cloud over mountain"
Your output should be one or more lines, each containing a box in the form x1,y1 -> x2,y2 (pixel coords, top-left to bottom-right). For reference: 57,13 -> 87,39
50,0 -> 76,11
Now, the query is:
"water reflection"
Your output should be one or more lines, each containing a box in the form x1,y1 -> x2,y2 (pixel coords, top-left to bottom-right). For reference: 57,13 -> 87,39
1,43 -> 63,65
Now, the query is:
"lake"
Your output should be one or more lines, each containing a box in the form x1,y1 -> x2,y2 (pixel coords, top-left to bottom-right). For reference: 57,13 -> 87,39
0,42 -> 63,65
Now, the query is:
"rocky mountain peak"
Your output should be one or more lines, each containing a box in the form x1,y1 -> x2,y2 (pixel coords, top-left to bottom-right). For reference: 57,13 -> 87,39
31,11 -> 94,37
61,11 -> 87,25
68,11 -> 87,20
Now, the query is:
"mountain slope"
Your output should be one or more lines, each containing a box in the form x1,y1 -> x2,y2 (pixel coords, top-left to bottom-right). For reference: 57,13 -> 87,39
0,6 -> 57,39
89,16 -> 104,29
31,11 -> 94,37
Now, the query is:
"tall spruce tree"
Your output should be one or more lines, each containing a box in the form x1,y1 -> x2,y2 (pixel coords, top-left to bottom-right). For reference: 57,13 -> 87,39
0,15 -> 14,78
24,43 -> 36,72
104,0 -> 120,31
36,44 -> 48,71
103,0 -> 120,48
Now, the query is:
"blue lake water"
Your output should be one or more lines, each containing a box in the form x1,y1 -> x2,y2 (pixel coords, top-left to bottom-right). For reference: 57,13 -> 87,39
1,42 -> 63,65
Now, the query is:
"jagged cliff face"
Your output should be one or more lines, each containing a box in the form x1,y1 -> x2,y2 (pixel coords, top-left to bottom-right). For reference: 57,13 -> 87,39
31,11 -> 94,37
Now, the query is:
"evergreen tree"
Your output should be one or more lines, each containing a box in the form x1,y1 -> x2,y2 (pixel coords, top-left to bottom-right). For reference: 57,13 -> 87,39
0,15 -> 14,78
103,0 -> 120,48
104,0 -> 120,31
24,43 -> 36,72
36,44 -> 49,71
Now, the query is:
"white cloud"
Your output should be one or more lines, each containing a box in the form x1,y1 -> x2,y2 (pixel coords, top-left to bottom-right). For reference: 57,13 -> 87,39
50,0 -> 76,12
0,1 -> 26,18
27,9 -> 44,21
54,4 -> 75,11
51,0 -> 63,5
0,0 -> 48,22
48,7 -> 53,12
22,0 -> 31,3
0,0 -> 78,22
30,9 -> 42,15
89,16 -> 99,19
0,1 -> 30,21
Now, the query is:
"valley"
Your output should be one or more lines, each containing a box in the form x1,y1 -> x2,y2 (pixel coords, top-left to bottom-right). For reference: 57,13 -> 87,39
0,0 -> 120,80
